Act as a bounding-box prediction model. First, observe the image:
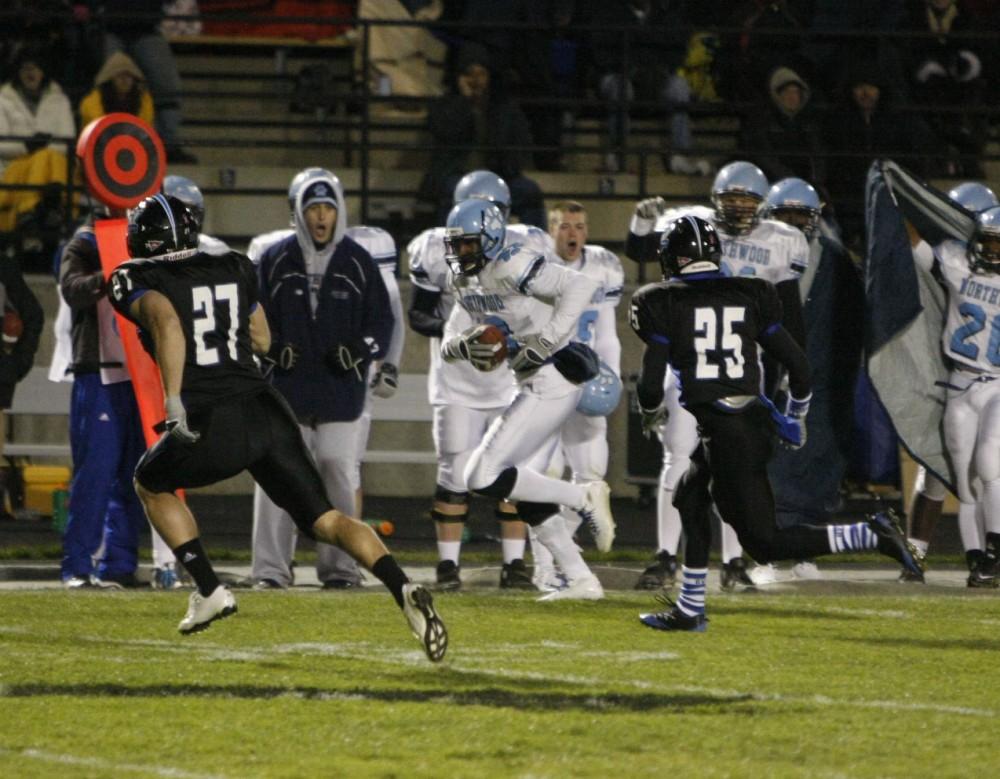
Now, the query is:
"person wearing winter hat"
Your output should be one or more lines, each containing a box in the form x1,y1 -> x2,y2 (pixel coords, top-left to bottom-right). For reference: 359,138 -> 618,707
79,52 -> 154,128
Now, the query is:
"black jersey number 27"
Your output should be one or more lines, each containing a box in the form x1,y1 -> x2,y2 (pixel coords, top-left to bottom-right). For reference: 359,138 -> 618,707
193,283 -> 240,366
693,306 -> 746,380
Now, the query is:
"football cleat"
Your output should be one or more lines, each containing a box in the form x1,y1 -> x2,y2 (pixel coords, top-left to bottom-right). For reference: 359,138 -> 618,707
402,583 -> 448,662
791,560 -> 821,580
639,596 -> 707,632
500,559 -> 535,590
720,557 -> 755,591
252,578 -> 285,591
178,586 -> 237,635
531,562 -> 568,593
537,573 -> 604,601
750,562 -> 779,585
967,553 -> 999,589
577,480 -> 615,552
63,575 -> 92,590
435,560 -> 461,591
898,567 -> 925,583
634,550 -> 678,590
866,510 -> 924,579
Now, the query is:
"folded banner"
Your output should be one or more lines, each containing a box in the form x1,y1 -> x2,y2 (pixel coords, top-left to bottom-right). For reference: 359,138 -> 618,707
863,160 -> 960,490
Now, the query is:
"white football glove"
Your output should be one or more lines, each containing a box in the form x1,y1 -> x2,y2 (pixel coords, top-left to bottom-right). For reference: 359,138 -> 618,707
509,334 -> 555,375
635,196 -> 668,221
638,403 -> 668,439
164,395 -> 199,443
441,324 -> 504,371
370,362 -> 399,398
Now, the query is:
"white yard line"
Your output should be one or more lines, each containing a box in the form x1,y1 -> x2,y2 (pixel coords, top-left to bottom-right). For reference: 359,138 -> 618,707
0,747 -> 228,779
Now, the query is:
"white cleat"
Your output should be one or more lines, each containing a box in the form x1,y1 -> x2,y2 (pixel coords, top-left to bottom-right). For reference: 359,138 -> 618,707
537,573 -> 604,601
577,480 -> 615,552
791,560 -> 822,580
178,586 -> 237,634
402,583 -> 448,662
749,563 -> 779,585
532,563 -> 568,593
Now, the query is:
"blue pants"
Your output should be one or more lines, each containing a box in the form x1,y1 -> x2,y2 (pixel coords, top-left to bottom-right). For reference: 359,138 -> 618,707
60,375 -> 147,581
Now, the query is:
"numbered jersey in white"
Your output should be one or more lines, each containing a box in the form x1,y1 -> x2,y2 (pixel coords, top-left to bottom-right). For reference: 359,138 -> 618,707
408,226 -> 514,408
938,239 -> 1000,373
561,244 -> 624,373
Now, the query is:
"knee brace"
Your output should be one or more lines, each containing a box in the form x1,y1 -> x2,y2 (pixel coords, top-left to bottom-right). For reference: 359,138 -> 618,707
471,466 -> 517,500
431,485 -> 469,523
516,501 -> 561,526
495,501 -> 520,522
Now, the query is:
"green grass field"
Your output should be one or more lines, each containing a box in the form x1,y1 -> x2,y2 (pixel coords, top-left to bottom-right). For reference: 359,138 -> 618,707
1,585 -> 997,778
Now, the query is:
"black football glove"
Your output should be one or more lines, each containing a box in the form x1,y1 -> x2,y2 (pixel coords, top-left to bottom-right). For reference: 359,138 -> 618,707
329,336 -> 378,381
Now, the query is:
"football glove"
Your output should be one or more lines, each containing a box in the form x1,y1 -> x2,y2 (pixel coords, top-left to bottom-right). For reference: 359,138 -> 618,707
441,324 -> 504,371
329,337 -> 378,382
635,196 -> 668,221
263,341 -> 300,376
638,402 -> 667,439
370,362 -> 399,398
164,395 -> 199,443
509,334 -> 555,376
778,394 -> 811,450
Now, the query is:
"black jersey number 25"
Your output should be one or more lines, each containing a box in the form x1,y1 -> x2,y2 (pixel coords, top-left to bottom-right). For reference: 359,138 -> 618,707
693,306 -> 746,380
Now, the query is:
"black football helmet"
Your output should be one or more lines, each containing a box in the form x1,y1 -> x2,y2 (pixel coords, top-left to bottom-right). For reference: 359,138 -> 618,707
127,194 -> 199,258
658,215 -> 722,278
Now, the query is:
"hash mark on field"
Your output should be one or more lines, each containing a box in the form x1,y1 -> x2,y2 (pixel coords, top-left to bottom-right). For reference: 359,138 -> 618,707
0,746 -> 226,778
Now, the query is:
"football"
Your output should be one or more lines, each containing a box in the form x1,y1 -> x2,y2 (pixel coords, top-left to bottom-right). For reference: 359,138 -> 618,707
474,324 -> 509,369
2,309 -> 23,346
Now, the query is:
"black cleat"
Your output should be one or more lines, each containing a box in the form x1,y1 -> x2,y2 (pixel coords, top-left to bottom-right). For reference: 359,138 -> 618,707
867,509 -> 924,579
435,560 -> 461,591
500,558 -> 534,589
720,557 -> 755,592
898,567 -> 925,583
635,550 -> 678,590
967,553 -> 999,589
639,595 -> 707,632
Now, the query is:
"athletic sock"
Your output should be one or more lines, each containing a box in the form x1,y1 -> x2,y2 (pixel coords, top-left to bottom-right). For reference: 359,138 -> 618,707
437,541 -> 461,565
677,566 -> 708,617
501,537 -> 526,564
826,522 -> 878,554
372,554 -> 408,608
172,538 -> 220,597
533,514 -> 591,581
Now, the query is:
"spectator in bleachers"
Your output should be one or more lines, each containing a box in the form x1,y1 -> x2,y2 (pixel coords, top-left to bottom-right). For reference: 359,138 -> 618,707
823,61 -> 934,251
585,1 -> 698,174
742,66 -> 827,188
718,0 -> 813,105
95,0 -> 196,163
0,45 -> 74,259
78,52 -> 154,129
904,0 -> 987,177
419,42 -> 545,229
161,0 -> 203,37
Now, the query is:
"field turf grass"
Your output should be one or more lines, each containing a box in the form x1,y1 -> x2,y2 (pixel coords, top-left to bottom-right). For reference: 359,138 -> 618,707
1,585 -> 997,778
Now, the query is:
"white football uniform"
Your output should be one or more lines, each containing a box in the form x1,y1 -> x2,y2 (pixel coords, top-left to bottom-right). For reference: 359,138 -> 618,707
442,231 -> 600,497
937,240 -> 1000,532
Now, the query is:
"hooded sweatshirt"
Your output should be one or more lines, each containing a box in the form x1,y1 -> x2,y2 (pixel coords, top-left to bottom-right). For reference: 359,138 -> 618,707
256,170 -> 394,424
79,52 -> 154,128
768,66 -> 810,117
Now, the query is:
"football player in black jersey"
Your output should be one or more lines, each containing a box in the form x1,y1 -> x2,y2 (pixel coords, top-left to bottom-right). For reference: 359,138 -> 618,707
629,215 -> 923,631
107,195 -> 447,662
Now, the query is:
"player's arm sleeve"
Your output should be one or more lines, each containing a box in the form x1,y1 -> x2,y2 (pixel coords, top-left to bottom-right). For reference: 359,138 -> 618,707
379,264 -> 405,365
592,307 -> 622,376
1,257 -> 44,379
629,288 -> 670,408
408,285 -> 445,338
625,229 -> 661,263
522,260 -> 600,346
912,240 -> 935,273
759,324 -> 811,399
775,279 -> 806,349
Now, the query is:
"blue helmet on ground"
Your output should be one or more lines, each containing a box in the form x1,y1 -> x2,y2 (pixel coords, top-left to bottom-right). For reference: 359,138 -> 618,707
949,182 -> 999,214
453,169 -> 511,217
711,161 -> 768,235
162,175 -> 204,232
576,361 -> 622,417
763,177 -> 821,240
444,198 -> 507,277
